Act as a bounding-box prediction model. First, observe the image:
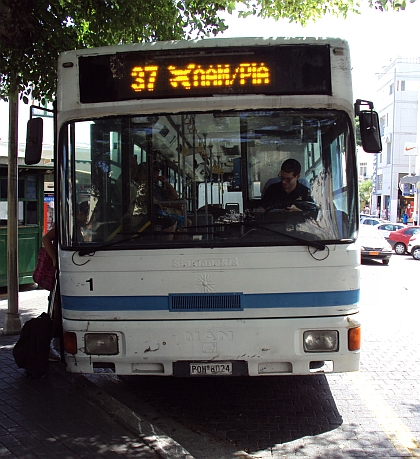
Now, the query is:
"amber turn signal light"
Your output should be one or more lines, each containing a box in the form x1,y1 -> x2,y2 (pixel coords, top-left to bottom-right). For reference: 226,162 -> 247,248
63,331 -> 78,355
348,326 -> 361,351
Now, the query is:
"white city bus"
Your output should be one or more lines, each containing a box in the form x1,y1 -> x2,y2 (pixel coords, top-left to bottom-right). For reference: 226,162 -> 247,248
28,37 -> 381,376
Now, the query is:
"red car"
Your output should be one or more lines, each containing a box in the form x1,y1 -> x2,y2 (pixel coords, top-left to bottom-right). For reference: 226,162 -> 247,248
387,226 -> 420,254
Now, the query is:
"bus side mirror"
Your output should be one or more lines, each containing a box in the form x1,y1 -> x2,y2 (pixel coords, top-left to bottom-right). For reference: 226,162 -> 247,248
359,110 -> 382,154
25,118 -> 43,165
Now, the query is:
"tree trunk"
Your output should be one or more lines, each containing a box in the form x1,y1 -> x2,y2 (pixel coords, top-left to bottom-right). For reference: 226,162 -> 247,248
4,90 -> 22,335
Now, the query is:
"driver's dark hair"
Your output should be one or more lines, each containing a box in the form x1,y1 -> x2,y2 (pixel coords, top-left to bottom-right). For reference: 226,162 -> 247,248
281,158 -> 301,176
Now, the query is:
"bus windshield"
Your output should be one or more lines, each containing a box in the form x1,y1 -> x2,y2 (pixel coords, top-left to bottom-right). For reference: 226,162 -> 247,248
60,109 -> 357,250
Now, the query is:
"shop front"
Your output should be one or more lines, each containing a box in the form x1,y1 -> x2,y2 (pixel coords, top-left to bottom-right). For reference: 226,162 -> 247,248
0,165 -> 53,287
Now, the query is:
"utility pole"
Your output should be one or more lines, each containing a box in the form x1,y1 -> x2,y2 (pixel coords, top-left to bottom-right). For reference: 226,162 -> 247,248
3,90 -> 22,335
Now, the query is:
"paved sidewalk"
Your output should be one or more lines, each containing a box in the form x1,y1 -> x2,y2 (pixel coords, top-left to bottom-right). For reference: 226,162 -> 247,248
0,284 -> 185,459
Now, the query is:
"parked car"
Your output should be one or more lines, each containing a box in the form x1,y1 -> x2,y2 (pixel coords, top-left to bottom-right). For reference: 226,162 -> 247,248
387,226 -> 420,255
360,214 -> 378,222
360,216 -> 385,226
359,225 -> 392,265
407,234 -> 420,260
374,222 -> 406,239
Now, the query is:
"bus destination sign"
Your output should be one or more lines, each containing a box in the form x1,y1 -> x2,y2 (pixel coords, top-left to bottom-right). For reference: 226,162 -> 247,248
131,62 -> 270,93
78,45 -> 332,104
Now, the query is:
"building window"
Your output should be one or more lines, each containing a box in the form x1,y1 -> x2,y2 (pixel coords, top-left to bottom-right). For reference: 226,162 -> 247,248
400,80 -> 405,91
389,84 -> 394,95
380,116 -> 386,135
386,142 -> 392,165
359,162 -> 367,178
377,174 -> 383,191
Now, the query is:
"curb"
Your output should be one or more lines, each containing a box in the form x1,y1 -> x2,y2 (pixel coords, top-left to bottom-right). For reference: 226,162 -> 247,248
54,365 -> 195,459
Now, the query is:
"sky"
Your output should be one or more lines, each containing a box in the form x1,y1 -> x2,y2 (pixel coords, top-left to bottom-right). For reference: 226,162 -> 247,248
220,1 -> 420,103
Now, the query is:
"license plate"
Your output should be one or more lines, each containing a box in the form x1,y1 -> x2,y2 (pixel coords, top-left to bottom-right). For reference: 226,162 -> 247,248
190,362 -> 233,376
369,251 -> 380,256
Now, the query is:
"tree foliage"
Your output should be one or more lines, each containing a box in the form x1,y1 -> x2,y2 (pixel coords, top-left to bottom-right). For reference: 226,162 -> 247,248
0,0 -> 414,103
359,179 -> 372,209
0,0 -> 230,102
235,0 -> 414,25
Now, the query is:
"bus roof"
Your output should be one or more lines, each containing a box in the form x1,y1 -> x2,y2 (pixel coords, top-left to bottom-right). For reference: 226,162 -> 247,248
59,36 -> 349,61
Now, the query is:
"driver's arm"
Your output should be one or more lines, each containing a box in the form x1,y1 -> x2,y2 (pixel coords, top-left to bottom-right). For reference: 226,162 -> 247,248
283,185 -> 315,212
259,183 -> 277,210
285,183 -> 315,212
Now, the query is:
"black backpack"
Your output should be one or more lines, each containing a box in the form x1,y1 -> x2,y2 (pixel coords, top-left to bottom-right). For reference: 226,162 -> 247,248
13,312 -> 52,378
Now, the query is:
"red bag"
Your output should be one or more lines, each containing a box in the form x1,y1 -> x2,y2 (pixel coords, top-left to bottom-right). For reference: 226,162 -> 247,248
33,247 -> 56,291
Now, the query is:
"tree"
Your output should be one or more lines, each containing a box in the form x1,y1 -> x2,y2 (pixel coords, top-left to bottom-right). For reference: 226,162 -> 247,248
0,0 -> 231,103
359,179 -> 372,211
235,0 -> 413,25
0,0 -> 413,104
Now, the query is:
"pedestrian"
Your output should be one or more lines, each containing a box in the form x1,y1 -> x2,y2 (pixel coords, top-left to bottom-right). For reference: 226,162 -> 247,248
414,211 -> 418,226
42,225 -> 61,362
402,210 -> 409,225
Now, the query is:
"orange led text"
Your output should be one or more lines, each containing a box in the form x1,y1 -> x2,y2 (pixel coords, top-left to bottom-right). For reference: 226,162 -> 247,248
131,66 -> 159,92
168,63 -> 270,89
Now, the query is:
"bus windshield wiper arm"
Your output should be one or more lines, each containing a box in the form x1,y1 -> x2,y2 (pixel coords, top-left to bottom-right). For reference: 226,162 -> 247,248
240,221 -> 326,251
77,232 -> 151,256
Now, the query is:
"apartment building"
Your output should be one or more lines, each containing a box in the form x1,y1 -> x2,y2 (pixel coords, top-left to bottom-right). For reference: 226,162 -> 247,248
371,57 -> 420,222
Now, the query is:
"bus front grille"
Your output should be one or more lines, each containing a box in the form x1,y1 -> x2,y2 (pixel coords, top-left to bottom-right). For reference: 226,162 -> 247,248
169,293 -> 243,312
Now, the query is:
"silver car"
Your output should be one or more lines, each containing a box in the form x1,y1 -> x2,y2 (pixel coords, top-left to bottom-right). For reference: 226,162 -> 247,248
374,222 -> 406,239
359,226 -> 393,265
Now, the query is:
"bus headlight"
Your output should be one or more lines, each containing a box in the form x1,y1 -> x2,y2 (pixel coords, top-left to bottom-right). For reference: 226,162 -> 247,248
303,330 -> 339,352
85,333 -> 119,355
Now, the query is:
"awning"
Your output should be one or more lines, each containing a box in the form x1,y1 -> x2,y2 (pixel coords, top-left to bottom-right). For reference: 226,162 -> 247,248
400,175 -> 420,185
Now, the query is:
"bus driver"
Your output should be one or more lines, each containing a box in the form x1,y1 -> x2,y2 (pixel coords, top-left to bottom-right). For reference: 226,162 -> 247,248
259,159 -> 314,211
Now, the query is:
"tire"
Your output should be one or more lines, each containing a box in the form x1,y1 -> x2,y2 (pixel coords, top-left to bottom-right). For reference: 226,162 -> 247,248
394,242 -> 406,255
382,259 -> 390,265
412,247 -> 420,260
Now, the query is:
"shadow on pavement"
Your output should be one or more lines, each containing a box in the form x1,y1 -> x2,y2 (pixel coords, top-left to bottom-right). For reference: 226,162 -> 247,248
100,374 -> 343,453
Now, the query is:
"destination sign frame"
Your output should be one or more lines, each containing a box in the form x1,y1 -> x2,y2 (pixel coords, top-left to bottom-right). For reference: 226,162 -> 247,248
78,45 -> 332,104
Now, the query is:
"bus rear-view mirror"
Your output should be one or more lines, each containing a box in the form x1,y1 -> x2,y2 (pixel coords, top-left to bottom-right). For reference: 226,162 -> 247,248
359,110 -> 382,154
25,118 -> 43,165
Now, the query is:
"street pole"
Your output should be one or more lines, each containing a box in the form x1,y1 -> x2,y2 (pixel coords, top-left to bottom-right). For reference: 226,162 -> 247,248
417,181 -> 420,224
3,91 -> 22,335
390,67 -> 396,222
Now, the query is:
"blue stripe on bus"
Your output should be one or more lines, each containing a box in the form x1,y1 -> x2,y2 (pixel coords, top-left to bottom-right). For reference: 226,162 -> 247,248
61,290 -> 359,312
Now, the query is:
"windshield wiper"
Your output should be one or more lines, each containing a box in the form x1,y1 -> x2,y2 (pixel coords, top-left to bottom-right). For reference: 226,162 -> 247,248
77,231 -> 155,256
240,221 -> 326,251
76,221 -> 328,256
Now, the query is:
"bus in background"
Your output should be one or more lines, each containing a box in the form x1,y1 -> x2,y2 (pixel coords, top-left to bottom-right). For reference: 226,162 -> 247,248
26,37 -> 381,376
